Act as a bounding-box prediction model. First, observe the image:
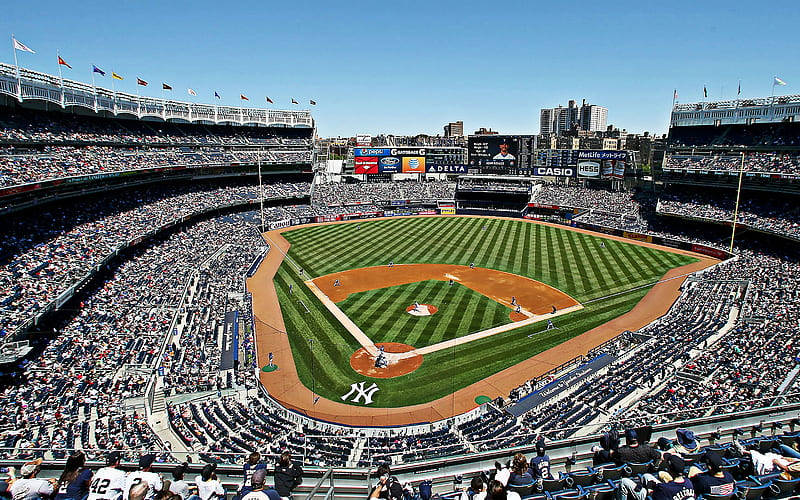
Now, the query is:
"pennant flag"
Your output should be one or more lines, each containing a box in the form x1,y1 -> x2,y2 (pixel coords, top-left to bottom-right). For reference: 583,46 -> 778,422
240,94 -> 249,101
188,88 -> 197,96
737,81 -> 741,95
92,65 -> 105,76
310,99 -> 317,105
137,78 -> 148,86
112,72 -> 123,81
214,91 -> 220,99
703,86 -> 708,98
291,98 -> 298,104
265,96 -> 273,104
774,76 -> 787,86
58,56 -> 72,69
12,37 -> 35,54
162,83 -> 172,91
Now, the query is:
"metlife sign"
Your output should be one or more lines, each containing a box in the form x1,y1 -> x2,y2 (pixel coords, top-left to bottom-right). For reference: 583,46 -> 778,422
577,150 -> 628,161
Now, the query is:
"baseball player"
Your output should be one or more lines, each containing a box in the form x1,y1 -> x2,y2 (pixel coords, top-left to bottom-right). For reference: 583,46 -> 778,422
448,279 -> 454,286
515,305 -> 521,314
388,261 -> 394,268
511,296 -> 517,306
469,262 -> 475,269
288,284 -> 293,294
600,241 -> 605,248
333,279 -> 341,287
413,301 -> 420,311
551,305 -> 557,314
547,320 -> 555,330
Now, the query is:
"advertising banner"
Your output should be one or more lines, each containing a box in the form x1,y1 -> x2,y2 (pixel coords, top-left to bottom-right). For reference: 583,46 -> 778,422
402,156 -> 426,173
622,231 -> 653,243
354,148 -> 391,156
531,166 -> 576,177
354,156 -> 379,174
426,164 -> 467,174
578,161 -> 601,178
356,134 -> 372,147
440,207 -> 456,215
379,156 -> 401,172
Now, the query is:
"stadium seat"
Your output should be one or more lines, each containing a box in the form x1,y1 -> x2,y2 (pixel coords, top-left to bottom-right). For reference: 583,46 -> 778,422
734,480 -> 771,500
626,461 -> 653,475
567,469 -> 599,487
508,482 -> 536,497
582,482 -> 617,500
768,476 -> 800,497
600,464 -> 628,481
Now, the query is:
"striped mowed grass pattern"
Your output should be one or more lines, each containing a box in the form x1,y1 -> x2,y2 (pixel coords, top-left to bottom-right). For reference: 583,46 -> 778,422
273,217 -> 696,407
338,280 -> 512,348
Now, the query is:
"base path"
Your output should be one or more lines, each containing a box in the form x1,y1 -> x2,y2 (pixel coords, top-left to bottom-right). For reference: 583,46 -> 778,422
248,215 -> 719,426
350,342 -> 423,378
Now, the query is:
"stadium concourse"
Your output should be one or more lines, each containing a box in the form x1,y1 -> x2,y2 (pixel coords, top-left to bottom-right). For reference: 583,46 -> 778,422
2,98 -> 800,500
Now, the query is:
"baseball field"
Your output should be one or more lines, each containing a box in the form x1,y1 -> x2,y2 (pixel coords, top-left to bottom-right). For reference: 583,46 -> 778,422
253,216 -> 705,412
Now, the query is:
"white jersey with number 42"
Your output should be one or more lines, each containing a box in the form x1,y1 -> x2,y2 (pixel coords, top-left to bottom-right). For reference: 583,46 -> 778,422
88,467 -> 127,500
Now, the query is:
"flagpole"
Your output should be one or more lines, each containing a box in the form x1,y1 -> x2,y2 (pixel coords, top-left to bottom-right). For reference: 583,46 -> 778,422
91,67 -> 98,113
729,152 -> 745,253
111,69 -> 117,115
57,50 -> 65,108
11,34 -> 22,102
770,77 -> 777,120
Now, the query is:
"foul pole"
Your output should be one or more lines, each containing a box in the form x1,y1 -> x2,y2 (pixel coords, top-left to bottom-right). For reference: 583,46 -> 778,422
729,152 -> 746,253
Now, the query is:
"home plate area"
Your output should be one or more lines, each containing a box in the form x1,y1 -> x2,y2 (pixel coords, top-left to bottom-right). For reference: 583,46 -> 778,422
406,303 -> 438,316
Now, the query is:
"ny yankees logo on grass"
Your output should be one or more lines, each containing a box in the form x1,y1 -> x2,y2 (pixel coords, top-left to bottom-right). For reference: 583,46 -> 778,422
341,381 -> 380,405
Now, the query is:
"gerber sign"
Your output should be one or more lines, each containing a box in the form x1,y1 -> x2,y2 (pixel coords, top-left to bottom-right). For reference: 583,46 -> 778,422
531,167 -> 576,177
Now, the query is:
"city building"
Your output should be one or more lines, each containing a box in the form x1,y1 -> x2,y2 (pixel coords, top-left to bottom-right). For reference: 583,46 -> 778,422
443,121 -> 464,137
540,99 -> 608,134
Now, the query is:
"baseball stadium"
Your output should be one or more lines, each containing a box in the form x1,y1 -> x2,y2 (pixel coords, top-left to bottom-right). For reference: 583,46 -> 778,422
3,19 -> 800,500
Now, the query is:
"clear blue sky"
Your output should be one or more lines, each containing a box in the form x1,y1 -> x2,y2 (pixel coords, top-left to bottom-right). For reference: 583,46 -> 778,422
2,0 -> 799,137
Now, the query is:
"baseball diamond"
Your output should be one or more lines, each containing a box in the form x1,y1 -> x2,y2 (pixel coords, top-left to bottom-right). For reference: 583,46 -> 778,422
248,215 -> 716,423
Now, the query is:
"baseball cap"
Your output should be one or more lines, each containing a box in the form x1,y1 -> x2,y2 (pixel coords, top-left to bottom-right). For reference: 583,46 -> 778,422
201,463 -> 217,481
676,429 -> 698,449
665,454 -> 686,475
20,458 -> 42,477
138,454 -> 156,469
624,429 -> 638,444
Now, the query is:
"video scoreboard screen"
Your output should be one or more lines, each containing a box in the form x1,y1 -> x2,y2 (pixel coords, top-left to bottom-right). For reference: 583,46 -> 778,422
468,135 -> 631,178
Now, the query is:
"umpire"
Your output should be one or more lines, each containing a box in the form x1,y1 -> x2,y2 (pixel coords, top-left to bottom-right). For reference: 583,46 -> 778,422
274,451 -> 303,499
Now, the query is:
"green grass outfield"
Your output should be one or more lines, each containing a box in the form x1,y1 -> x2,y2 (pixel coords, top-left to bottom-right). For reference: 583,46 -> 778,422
272,216 -> 697,407
338,280 -> 513,349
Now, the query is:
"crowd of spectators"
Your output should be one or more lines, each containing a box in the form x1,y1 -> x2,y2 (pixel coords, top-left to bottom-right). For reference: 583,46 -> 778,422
0,181 -> 309,339
533,184 -> 639,215
312,181 -> 455,207
657,191 -> 800,241
665,153 -> 800,175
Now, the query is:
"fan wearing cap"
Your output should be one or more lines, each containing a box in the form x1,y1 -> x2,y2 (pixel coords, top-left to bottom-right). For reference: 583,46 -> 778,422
668,429 -> 700,456
194,464 -> 223,500
123,454 -> 163,500
241,469 -> 280,500
168,463 -> 193,500
88,452 -> 126,500
649,454 -> 696,500
689,451 -> 735,497
613,429 -> 662,465
528,440 -> 553,482
9,458 -> 56,500
239,452 -> 266,499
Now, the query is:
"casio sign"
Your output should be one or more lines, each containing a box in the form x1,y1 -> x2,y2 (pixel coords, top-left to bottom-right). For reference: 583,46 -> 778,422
536,167 -> 574,176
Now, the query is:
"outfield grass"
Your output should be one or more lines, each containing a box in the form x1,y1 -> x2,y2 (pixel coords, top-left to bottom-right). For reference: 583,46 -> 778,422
272,217 -> 697,407
338,280 -> 512,348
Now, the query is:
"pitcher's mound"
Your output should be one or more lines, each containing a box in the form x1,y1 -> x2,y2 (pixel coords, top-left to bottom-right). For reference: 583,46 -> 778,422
350,342 -> 423,378
406,304 -> 438,316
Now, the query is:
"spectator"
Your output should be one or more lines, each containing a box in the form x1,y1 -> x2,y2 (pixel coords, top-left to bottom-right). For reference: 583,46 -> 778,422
9,459 -> 56,500
55,451 -> 92,500
194,464 -> 224,500
240,470 -> 279,500
614,429 -> 662,465
124,454 -> 163,500
88,452 -> 126,500
167,464 -> 191,500
689,451 -> 735,497
273,452 -> 302,499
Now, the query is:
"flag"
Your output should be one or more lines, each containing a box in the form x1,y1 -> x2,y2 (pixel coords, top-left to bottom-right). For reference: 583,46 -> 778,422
240,94 -> 249,101
92,65 -> 105,76
12,37 -> 35,54
57,56 -> 72,69
265,96 -> 273,104
214,91 -> 220,99
137,78 -> 148,86
774,76 -> 787,86
162,83 -> 172,91
291,98 -> 298,104
112,72 -> 123,81
310,99 -> 316,105
673,89 -> 678,100
703,86 -> 707,98
737,81 -> 741,95
188,88 -> 197,96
